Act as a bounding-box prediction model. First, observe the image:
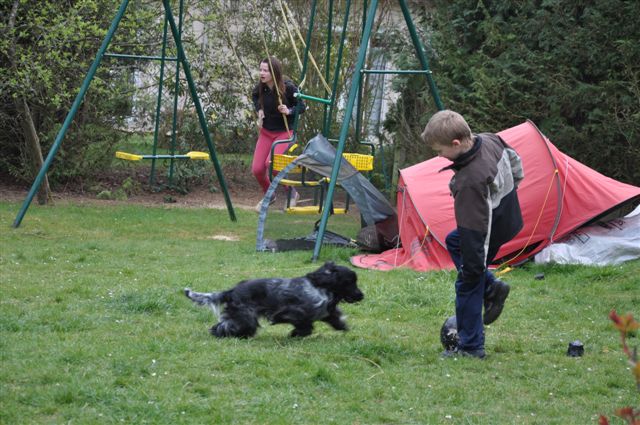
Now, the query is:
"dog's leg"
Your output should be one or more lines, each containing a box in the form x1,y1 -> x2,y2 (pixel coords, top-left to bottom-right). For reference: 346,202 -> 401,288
210,308 -> 259,338
323,306 -> 348,331
270,306 -> 306,325
210,319 -> 258,338
290,321 -> 314,338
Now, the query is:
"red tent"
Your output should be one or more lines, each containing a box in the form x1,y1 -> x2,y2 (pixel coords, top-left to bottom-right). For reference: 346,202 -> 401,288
351,121 -> 640,271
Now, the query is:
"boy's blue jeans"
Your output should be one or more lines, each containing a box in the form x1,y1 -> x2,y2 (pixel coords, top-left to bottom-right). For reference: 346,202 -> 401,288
445,229 -> 499,351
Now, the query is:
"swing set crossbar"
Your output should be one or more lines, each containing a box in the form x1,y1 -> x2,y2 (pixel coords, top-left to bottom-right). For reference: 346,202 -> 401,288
115,151 -> 210,161
104,53 -> 178,62
294,92 -> 332,105
361,69 -> 433,75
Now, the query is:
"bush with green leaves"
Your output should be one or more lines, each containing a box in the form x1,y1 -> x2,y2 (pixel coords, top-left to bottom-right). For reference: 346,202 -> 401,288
1,0 -> 394,188
599,310 -> 639,425
0,0 -> 159,185
385,0 -> 640,186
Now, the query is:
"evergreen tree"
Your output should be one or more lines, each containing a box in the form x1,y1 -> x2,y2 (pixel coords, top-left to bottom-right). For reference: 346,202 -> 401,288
386,0 -> 640,185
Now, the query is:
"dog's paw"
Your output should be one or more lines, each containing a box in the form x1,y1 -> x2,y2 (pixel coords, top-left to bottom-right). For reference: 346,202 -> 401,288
209,323 -> 220,336
290,327 -> 313,338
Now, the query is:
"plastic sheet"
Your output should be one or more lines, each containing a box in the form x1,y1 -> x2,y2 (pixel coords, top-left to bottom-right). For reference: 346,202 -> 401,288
534,205 -> 640,265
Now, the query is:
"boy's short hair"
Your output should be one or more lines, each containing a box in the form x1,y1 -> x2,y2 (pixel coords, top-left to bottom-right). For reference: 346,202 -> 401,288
421,110 -> 472,147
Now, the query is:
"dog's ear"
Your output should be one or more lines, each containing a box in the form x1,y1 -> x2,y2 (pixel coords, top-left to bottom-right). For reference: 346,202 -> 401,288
308,262 -> 337,287
322,261 -> 335,273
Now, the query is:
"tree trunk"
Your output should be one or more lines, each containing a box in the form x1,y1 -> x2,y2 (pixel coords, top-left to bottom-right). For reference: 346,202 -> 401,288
17,98 -> 51,204
391,140 -> 405,192
8,0 -> 50,204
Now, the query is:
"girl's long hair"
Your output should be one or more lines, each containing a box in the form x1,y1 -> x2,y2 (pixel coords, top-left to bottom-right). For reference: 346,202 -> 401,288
258,56 -> 287,109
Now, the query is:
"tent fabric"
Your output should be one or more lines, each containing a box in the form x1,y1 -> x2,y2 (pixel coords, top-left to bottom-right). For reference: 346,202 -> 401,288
534,205 -> 640,266
256,134 -> 396,252
351,120 -> 640,272
294,134 -> 396,225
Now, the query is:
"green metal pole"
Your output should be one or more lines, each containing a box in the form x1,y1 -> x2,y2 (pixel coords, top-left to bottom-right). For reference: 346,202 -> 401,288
161,0 -> 236,221
398,0 -> 444,110
13,0 -> 131,228
150,10 -> 170,185
103,53 -> 178,61
354,0 -> 368,146
295,92 -> 331,105
362,69 -> 433,74
321,0 -> 333,132
312,0 -> 378,261
298,0 -> 318,90
323,0 -> 351,135
287,0 -> 317,137
168,0 -> 184,186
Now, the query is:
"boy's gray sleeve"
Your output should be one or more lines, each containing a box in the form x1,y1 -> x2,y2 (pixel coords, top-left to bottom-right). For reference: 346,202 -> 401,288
507,147 -> 524,187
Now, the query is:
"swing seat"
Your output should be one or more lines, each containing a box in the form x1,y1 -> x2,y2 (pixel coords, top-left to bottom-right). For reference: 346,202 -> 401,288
272,152 -> 372,215
272,152 -> 374,172
115,151 -> 210,161
268,136 -> 374,215
284,205 -> 347,214
279,178 -> 325,187
342,153 -> 374,171
184,151 -> 210,160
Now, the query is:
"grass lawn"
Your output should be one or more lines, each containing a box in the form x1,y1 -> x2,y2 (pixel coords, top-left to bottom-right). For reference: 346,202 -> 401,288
1,199 -> 638,424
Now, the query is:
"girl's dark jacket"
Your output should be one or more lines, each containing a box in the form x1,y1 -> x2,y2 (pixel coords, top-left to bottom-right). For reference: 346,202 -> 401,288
441,133 -> 524,285
252,80 -> 306,132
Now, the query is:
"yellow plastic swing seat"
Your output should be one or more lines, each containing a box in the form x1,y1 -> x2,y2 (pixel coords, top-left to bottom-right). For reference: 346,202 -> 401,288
272,150 -> 372,215
285,206 -> 347,215
115,151 -> 145,161
183,151 -> 210,160
272,153 -> 374,172
272,154 -> 303,173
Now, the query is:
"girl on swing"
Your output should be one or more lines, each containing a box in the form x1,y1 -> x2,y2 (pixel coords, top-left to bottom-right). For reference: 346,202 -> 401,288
251,56 -> 305,210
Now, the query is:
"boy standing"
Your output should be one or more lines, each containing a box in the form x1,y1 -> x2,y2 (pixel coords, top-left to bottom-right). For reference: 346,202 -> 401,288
421,110 -> 524,359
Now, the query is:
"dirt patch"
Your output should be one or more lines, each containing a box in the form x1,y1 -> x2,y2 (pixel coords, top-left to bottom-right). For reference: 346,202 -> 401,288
0,168 -> 266,211
0,165 -> 358,214
208,234 -> 241,241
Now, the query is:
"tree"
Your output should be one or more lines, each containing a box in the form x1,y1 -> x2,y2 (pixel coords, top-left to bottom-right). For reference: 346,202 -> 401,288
5,0 -> 51,203
385,0 -> 640,186
0,0 -> 398,191
181,0 -> 394,153
0,0 -> 157,186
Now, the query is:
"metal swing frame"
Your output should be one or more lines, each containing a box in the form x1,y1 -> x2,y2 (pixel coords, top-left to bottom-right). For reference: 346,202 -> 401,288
13,0 -> 236,228
269,0 -> 444,261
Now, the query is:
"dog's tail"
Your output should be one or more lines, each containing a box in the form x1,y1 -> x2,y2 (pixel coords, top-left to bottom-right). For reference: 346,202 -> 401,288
184,288 -> 225,319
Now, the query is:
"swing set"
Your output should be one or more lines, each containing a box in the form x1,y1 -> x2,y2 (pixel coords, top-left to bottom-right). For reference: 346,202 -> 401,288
258,0 -> 376,215
256,0 -> 444,260
13,0 -> 237,228
12,0 -> 444,263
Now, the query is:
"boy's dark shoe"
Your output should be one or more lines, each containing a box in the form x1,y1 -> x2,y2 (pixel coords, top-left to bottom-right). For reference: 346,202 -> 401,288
484,279 -> 510,325
441,347 -> 486,359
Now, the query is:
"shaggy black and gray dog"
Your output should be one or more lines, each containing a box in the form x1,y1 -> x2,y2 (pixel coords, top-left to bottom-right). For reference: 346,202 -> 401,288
184,261 -> 363,338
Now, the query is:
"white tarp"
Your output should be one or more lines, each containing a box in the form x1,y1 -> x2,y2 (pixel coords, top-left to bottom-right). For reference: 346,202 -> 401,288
534,205 -> 640,266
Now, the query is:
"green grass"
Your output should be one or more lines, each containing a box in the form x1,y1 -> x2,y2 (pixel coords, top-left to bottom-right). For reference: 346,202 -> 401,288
1,200 -> 638,424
